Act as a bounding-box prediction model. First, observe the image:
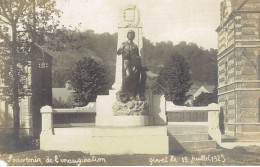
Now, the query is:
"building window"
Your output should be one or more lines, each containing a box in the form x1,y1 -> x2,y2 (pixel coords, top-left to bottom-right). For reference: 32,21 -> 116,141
38,62 -> 48,69
225,32 -> 228,48
225,100 -> 228,123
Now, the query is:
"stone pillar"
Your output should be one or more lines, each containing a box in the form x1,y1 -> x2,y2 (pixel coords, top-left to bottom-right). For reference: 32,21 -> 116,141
152,94 -> 167,125
208,103 -> 221,144
112,4 -> 143,91
40,105 -> 53,135
96,5 -> 147,126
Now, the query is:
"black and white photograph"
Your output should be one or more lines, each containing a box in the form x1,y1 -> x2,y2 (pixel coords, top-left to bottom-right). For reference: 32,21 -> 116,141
0,0 -> 260,166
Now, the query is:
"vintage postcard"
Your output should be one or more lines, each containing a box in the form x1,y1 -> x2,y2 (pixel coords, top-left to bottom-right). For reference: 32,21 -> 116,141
0,0 -> 260,166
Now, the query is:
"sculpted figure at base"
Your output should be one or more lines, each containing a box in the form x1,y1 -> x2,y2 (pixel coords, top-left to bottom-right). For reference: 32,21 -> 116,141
116,30 -> 147,102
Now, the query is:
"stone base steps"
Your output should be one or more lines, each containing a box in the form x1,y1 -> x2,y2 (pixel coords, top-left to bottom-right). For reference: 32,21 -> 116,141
167,125 -> 208,134
54,127 -> 93,135
42,125 -> 219,154
169,133 -> 208,142
41,126 -> 169,155
169,140 -> 216,153
54,123 -> 95,128
179,140 -> 216,150
167,125 -> 217,153
221,134 -> 237,142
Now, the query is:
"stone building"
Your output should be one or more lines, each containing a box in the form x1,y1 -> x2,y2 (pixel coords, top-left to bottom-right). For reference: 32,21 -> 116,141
216,0 -> 260,140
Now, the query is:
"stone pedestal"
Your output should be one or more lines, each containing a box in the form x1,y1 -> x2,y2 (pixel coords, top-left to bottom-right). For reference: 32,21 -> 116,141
152,95 -> 167,125
96,90 -> 150,126
90,126 -> 169,155
41,126 -> 169,155
113,116 -> 149,126
112,101 -> 148,116
95,90 -> 117,126
94,90 -> 170,155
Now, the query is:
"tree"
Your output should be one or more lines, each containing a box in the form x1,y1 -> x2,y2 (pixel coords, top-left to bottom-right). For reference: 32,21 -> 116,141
0,0 -> 60,141
193,92 -> 218,106
152,53 -> 192,105
68,57 -> 109,106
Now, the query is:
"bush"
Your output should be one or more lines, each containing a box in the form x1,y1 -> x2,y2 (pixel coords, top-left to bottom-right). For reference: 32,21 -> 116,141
68,57 -> 109,106
193,92 -> 217,106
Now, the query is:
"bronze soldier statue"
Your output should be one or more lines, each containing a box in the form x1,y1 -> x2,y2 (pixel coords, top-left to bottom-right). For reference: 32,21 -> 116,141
116,30 -> 147,102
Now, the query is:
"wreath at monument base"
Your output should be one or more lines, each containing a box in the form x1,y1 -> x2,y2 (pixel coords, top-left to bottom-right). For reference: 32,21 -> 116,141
116,90 -> 129,103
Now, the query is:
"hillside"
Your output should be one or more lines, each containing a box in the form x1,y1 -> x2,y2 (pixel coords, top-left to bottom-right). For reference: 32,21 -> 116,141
47,30 -> 217,88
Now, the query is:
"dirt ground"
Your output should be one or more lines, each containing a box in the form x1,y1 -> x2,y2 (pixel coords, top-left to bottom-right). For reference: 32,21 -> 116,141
1,146 -> 260,166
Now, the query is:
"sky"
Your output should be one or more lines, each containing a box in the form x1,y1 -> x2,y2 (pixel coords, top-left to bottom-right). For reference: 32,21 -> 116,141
55,0 -> 222,49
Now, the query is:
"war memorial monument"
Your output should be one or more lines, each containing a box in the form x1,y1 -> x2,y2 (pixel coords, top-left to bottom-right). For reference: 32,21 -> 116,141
40,4 -> 221,155
92,4 -> 169,154
40,5 -> 169,155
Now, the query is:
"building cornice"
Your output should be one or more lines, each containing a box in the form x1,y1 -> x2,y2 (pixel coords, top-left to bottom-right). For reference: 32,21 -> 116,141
218,88 -> 260,96
216,0 -> 249,33
218,80 -> 260,89
217,42 -> 260,61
